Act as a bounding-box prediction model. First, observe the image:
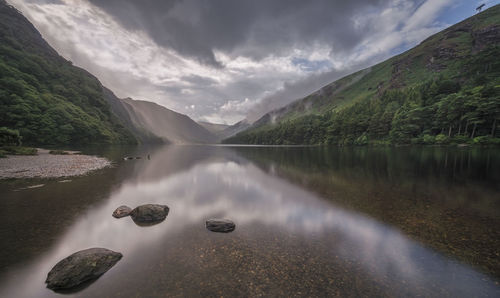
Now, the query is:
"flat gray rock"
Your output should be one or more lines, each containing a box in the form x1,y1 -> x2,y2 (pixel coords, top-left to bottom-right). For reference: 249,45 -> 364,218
112,205 -> 132,218
206,219 -> 236,233
130,204 -> 169,224
46,248 -> 122,290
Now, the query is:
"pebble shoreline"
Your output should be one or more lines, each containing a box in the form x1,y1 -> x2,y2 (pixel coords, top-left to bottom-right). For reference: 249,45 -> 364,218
0,149 -> 111,179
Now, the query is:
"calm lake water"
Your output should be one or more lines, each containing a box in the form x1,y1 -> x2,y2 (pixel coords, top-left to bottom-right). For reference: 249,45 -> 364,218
0,145 -> 499,297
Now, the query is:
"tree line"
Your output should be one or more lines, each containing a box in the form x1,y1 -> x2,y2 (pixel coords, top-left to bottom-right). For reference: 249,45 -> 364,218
225,48 -> 500,146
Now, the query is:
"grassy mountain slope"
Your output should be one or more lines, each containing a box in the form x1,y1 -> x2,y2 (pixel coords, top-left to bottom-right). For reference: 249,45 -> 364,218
117,98 -> 217,144
104,92 -> 218,144
102,88 -> 165,144
0,0 -> 136,145
225,5 -> 500,145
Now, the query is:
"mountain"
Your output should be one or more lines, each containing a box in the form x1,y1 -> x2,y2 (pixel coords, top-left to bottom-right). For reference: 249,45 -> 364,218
101,88 -> 163,144
109,96 -> 217,144
225,5 -> 500,146
198,121 -> 230,134
0,0 -> 215,145
217,120 -> 252,140
0,0 -> 135,145
198,120 -> 251,141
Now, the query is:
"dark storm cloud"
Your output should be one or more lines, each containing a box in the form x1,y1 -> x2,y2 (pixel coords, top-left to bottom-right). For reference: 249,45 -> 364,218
87,0 -> 392,66
13,0 -> 455,124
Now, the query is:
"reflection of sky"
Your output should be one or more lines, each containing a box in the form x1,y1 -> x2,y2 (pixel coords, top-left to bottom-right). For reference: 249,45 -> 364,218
0,146 -> 498,297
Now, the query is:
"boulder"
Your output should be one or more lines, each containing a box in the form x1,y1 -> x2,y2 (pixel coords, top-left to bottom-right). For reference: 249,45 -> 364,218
46,248 -> 122,290
130,204 -> 169,225
112,205 -> 132,218
206,219 -> 235,233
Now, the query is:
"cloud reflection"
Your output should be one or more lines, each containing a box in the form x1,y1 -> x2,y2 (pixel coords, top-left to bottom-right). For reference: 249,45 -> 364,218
0,146 -> 497,297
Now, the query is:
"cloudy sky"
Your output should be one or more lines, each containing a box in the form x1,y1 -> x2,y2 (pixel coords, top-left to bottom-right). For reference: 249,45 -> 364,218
8,0 -> 500,124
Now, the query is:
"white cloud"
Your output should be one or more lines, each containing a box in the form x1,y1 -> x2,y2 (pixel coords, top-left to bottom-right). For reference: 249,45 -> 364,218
404,0 -> 453,31
8,0 -> 462,124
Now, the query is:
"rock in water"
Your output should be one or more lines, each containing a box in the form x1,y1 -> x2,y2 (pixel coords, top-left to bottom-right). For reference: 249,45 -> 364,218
46,248 -> 122,290
130,204 -> 169,224
206,219 -> 236,233
112,205 -> 132,218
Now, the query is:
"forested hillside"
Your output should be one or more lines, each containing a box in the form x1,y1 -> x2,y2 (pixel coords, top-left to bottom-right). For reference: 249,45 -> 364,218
225,5 -> 500,146
0,0 -> 135,145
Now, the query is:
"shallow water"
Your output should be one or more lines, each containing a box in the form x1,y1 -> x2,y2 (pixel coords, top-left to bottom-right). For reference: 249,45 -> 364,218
0,145 -> 498,297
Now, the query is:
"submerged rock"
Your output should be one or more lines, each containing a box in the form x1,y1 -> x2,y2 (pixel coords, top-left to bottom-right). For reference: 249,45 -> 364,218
130,204 -> 169,224
206,219 -> 236,233
112,205 -> 132,218
45,248 -> 122,290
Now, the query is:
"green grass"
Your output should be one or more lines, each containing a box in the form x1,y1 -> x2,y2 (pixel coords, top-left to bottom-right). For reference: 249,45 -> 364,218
0,146 -> 37,156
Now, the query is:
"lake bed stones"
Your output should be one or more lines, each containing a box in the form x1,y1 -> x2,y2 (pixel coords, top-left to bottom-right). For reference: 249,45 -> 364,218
130,204 -> 169,225
206,219 -> 236,233
45,248 -> 122,291
112,205 -> 132,218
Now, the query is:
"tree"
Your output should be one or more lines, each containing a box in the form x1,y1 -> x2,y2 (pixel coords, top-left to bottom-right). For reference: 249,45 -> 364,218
0,127 -> 21,146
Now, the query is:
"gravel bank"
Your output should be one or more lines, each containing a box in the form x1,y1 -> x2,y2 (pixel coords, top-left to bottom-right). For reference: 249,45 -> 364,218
0,149 -> 110,179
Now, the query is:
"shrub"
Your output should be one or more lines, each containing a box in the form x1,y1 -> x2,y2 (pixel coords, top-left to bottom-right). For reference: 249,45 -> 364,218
0,127 -> 21,146
435,134 -> 450,145
0,146 -> 37,155
472,136 -> 500,145
422,134 -> 435,144
451,135 -> 470,145
354,134 -> 369,146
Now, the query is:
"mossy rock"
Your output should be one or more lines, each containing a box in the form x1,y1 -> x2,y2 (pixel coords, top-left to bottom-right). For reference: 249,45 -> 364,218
45,248 -> 122,291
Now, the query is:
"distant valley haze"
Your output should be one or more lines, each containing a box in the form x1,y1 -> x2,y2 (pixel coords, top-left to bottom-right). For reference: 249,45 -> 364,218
7,0 -> 498,125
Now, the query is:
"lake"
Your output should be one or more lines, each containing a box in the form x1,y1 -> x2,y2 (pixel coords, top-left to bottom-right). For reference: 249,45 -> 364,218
0,145 -> 499,297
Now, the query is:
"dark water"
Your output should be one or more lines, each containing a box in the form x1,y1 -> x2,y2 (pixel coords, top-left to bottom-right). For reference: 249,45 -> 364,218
0,145 -> 499,297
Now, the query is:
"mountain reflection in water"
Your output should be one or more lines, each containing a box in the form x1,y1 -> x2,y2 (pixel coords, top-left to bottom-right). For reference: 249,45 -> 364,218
0,145 -> 498,297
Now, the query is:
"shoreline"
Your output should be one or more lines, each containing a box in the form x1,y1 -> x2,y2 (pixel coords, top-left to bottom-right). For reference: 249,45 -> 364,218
0,148 -> 111,179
